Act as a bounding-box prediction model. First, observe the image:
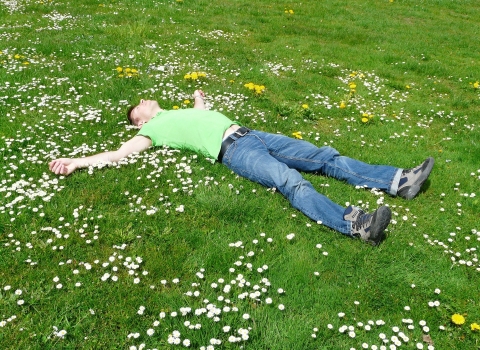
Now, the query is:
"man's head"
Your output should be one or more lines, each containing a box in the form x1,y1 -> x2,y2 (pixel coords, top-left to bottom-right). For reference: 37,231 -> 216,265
126,99 -> 162,127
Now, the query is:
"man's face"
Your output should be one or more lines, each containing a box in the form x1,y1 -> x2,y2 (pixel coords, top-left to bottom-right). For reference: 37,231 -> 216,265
131,99 -> 161,126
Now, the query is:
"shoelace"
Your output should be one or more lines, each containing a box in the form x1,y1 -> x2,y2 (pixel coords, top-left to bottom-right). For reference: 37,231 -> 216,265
402,162 -> 425,177
352,213 -> 372,232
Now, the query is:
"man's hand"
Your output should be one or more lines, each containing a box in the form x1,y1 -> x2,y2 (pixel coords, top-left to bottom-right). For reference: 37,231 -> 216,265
193,90 -> 205,99
49,158 -> 78,176
193,90 -> 206,110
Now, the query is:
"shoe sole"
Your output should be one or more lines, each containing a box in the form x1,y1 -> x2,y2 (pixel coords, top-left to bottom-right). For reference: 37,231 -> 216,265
402,157 -> 435,200
367,206 -> 392,246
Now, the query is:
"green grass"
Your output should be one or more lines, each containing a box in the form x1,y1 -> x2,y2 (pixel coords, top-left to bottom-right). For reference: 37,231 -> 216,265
1,0 -> 480,349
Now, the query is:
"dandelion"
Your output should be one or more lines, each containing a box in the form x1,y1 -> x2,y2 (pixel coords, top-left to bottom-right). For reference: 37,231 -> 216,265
471,323 -> 480,331
451,313 -> 465,325
302,104 -> 309,109
244,82 -> 265,94
339,101 -> 346,109
292,131 -> 303,139
473,81 -> 479,89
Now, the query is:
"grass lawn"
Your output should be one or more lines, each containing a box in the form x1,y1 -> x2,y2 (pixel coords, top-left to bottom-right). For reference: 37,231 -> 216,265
1,0 -> 479,349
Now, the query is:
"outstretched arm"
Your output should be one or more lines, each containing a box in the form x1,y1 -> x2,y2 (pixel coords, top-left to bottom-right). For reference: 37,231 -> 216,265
193,90 -> 206,110
48,135 -> 152,176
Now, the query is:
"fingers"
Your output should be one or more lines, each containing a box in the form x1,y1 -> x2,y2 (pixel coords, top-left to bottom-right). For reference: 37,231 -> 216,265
49,161 -> 62,174
49,160 -> 68,175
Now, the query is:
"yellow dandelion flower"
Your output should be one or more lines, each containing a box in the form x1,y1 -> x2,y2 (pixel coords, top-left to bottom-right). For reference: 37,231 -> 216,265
131,68 -> 138,73
125,67 -> 131,73
361,117 -> 369,123
229,80 -> 235,83
292,132 -> 302,139
184,73 -> 191,80
14,54 -> 21,59
471,323 -> 480,331
116,66 -> 123,73
452,314 -> 465,325
339,102 -> 346,109
254,85 -> 265,94
473,81 -> 479,89
289,9 -> 294,14
173,106 -> 180,110
198,72 -> 207,78
245,82 -> 255,90
183,99 -> 190,105
23,61 -> 30,65
369,114 -> 374,119
349,72 -> 357,77
302,104 -> 309,109
349,82 -> 357,89
118,74 -> 124,78
191,72 -> 198,80
406,85 -> 411,89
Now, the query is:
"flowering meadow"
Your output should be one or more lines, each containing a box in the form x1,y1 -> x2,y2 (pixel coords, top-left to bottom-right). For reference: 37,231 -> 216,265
1,0 -> 479,349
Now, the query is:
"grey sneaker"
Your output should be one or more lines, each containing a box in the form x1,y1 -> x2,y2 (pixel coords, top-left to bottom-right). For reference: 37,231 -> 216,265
348,206 -> 391,246
343,206 -> 366,221
397,157 -> 434,200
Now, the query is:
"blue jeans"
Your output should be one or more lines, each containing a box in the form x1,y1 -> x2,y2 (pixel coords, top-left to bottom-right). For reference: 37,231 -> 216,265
221,130 -> 402,235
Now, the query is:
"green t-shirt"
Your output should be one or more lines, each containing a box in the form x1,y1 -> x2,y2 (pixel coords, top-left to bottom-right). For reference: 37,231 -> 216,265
137,108 -> 238,160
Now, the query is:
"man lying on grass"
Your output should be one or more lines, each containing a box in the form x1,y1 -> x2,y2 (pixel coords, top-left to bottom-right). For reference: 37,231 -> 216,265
49,89 -> 434,246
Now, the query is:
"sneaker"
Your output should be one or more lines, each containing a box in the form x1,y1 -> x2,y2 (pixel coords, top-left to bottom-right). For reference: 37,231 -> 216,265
343,206 -> 365,221
397,157 -> 434,200
348,206 -> 391,246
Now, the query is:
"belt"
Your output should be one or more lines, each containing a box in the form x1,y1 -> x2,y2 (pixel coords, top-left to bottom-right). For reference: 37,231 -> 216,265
218,126 -> 251,163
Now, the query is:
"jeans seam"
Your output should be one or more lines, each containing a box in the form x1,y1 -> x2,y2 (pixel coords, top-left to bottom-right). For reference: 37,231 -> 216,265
270,152 -> 393,186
